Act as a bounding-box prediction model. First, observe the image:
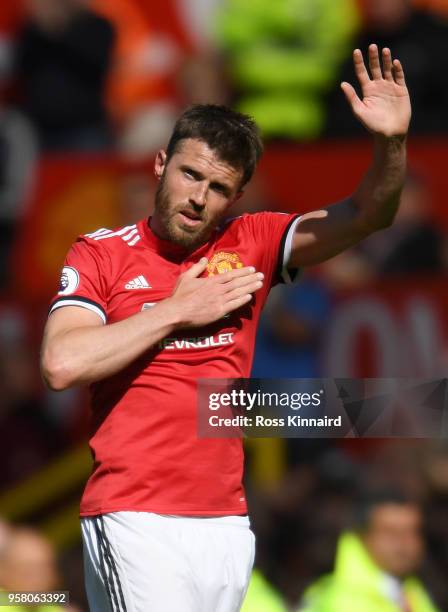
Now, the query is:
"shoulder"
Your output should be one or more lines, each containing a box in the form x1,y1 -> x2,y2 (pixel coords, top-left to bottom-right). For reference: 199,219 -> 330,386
226,211 -> 298,224
222,211 -> 299,236
67,223 -> 143,269
220,211 -> 278,231
78,222 -> 143,248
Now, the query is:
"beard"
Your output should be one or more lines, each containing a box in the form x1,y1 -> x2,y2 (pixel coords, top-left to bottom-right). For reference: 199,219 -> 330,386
154,174 -> 224,250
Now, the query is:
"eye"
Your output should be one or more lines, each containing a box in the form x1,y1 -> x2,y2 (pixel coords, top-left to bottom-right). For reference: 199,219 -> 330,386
211,184 -> 229,197
183,168 -> 199,180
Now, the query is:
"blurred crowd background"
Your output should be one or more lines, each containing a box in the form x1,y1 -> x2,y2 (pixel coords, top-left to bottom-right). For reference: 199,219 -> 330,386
0,0 -> 447,610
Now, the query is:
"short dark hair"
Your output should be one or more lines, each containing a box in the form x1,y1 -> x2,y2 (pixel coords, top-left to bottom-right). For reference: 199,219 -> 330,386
165,104 -> 263,187
354,489 -> 419,533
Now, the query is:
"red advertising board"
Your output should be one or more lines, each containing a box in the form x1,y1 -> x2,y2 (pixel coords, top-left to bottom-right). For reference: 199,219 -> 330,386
325,279 -> 448,378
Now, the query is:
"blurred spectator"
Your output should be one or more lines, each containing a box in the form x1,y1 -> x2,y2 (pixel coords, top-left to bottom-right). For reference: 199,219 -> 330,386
16,0 -> 115,151
241,568 -> 287,611
252,276 -> 332,378
93,0 -> 181,155
216,0 -> 359,139
0,106 -> 36,288
0,519 -> 11,558
422,443 -> 448,604
325,0 -> 448,136
0,526 -> 82,611
250,448 -> 358,605
0,3 -> 25,100
299,491 -> 439,611
0,527 -> 59,592
175,0 -> 223,51
0,307 -> 65,489
177,51 -> 230,109
166,1 -> 231,114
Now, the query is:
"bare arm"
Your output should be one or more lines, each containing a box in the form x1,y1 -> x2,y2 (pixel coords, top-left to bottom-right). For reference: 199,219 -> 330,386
41,258 -> 264,390
289,45 -> 411,268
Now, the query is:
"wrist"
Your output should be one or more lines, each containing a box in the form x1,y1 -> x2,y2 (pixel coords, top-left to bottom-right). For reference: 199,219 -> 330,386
156,297 -> 184,331
373,133 -> 407,166
373,133 -> 407,147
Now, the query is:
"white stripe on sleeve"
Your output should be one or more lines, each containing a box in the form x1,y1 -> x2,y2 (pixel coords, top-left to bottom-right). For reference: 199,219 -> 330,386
49,299 -> 106,324
281,215 -> 302,284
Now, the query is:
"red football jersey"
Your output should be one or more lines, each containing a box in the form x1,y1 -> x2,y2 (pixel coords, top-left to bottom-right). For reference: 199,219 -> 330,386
50,213 -> 300,516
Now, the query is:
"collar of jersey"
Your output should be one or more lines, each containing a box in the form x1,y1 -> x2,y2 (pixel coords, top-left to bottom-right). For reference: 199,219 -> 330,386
141,217 -> 219,262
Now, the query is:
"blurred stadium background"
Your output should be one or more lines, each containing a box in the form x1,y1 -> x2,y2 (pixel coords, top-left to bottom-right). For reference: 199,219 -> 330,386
0,0 -> 447,610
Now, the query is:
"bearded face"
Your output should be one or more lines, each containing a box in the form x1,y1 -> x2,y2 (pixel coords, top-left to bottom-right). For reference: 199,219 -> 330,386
151,139 -> 244,251
154,172 -> 217,250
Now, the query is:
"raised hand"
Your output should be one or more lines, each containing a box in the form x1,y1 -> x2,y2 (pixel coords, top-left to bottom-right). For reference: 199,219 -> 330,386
341,45 -> 411,138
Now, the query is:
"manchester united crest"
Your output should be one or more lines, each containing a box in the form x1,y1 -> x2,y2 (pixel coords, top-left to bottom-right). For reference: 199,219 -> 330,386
207,251 -> 244,276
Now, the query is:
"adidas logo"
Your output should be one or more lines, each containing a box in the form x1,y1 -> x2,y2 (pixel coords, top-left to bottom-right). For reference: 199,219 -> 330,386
125,275 -> 151,290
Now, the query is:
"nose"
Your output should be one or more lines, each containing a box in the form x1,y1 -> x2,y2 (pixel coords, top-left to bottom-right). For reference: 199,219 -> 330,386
189,182 -> 207,208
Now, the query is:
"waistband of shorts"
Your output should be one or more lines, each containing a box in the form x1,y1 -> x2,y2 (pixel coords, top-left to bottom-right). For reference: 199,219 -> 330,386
82,511 -> 250,529
159,514 -> 250,528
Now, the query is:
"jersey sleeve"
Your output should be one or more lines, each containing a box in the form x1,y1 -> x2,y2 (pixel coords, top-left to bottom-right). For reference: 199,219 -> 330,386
241,212 -> 302,287
48,236 -> 110,324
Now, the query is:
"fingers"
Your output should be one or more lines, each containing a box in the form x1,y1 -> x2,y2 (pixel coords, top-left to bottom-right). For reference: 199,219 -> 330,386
184,257 -> 209,278
225,278 -> 263,302
368,44 -> 382,79
224,280 -> 264,314
341,81 -> 361,109
222,272 -> 264,293
214,265 -> 256,283
353,48 -> 370,87
392,58 -> 406,86
183,261 -> 259,283
224,293 -> 253,314
382,47 -> 393,81
221,274 -> 265,314
353,45 -> 405,86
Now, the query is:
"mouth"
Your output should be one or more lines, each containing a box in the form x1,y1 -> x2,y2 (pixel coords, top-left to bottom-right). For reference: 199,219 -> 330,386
177,209 -> 203,228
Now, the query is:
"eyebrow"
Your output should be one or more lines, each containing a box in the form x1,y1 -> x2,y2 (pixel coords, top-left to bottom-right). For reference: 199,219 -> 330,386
180,165 -> 232,197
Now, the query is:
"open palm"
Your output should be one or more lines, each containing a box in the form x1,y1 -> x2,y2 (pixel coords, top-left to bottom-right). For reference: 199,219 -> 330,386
342,45 -> 411,138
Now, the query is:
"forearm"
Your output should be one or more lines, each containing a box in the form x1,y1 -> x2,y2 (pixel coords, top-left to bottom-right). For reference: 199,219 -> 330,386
289,135 -> 407,267
42,260 -> 263,389
351,134 -> 407,233
42,299 -> 180,390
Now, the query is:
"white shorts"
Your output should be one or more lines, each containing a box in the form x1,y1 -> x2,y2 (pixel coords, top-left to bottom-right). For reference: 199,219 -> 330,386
81,512 -> 255,612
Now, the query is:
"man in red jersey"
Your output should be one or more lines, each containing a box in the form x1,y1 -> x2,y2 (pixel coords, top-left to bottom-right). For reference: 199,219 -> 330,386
41,45 -> 410,612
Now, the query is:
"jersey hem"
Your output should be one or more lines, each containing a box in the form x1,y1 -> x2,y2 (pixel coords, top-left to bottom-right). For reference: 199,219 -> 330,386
79,505 -> 248,517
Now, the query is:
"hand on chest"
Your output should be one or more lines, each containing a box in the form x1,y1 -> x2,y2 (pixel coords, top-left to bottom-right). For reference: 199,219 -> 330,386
107,247 -> 265,326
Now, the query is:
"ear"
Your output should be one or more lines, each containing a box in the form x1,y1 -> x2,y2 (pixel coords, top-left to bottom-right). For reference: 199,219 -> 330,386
154,150 -> 167,180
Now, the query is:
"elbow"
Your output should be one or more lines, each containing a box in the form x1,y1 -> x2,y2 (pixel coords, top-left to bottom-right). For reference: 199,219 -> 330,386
375,203 -> 397,231
40,349 -> 76,392
386,208 -> 398,228
351,193 -> 399,235
374,213 -> 395,232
